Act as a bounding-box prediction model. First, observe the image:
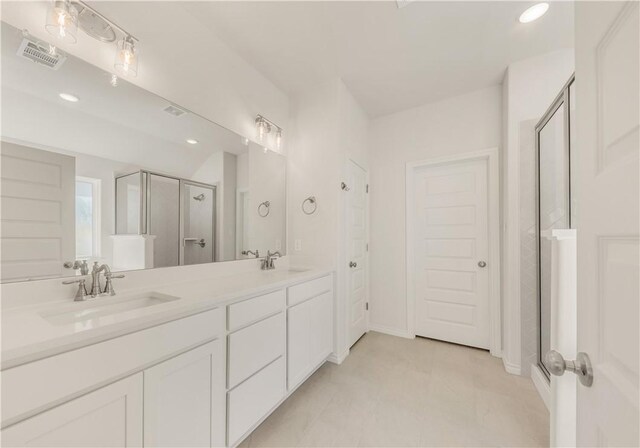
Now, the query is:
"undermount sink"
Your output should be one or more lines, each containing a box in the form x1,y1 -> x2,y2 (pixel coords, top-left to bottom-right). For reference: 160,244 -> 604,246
40,292 -> 180,326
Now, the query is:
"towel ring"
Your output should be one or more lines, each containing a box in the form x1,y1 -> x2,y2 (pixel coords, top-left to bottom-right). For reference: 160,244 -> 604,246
258,201 -> 271,217
302,196 -> 317,215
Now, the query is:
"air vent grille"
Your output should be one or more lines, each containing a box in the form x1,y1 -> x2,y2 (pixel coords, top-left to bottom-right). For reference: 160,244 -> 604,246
163,104 -> 187,117
17,38 -> 67,70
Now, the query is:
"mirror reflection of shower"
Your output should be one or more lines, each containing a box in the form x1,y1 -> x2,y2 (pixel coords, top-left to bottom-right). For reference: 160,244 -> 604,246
114,171 -> 216,270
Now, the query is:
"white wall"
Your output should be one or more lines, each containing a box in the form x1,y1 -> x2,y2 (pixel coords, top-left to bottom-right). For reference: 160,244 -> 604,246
248,145 -> 287,256
288,78 -> 369,360
368,86 -> 502,336
501,49 -> 574,375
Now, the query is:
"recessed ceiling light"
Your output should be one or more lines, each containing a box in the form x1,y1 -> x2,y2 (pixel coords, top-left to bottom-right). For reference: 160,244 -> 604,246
519,3 -> 549,23
59,92 -> 79,102
186,139 -> 198,145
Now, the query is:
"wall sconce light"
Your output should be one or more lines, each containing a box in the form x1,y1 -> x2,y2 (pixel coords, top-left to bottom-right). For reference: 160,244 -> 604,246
45,0 -> 79,44
114,35 -> 138,77
255,116 -> 271,143
44,0 -> 140,78
255,115 -> 283,150
275,128 -> 283,151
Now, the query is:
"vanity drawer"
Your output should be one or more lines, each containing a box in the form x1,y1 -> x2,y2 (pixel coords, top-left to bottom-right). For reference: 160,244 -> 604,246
287,275 -> 332,307
228,289 -> 285,331
1,308 -> 224,428
227,357 -> 285,446
228,312 -> 285,389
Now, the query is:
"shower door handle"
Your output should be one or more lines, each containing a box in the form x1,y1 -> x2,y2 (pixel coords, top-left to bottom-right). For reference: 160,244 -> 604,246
183,238 -> 206,248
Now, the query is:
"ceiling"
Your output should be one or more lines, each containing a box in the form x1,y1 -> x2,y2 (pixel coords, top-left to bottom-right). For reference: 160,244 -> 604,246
181,1 -> 574,117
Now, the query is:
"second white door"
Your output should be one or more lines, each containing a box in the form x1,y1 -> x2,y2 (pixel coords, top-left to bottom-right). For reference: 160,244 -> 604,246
347,160 -> 368,347
413,158 -> 490,349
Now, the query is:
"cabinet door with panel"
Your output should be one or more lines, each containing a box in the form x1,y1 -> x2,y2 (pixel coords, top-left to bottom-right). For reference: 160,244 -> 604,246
1,373 -> 143,447
143,339 -> 225,448
287,291 -> 332,390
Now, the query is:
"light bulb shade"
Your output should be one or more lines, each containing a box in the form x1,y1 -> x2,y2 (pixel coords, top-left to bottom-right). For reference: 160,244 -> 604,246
256,118 -> 270,143
275,129 -> 283,150
114,36 -> 138,77
45,0 -> 78,44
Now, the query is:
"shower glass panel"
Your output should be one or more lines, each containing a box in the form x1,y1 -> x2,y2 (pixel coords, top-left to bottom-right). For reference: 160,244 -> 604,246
181,182 -> 215,266
536,76 -> 573,379
148,174 -> 180,268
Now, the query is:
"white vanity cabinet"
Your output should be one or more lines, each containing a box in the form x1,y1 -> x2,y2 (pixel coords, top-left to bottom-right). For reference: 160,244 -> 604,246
287,275 -> 333,391
225,290 -> 286,447
1,308 -> 225,448
1,373 -> 144,447
1,271 -> 335,448
144,339 -> 225,447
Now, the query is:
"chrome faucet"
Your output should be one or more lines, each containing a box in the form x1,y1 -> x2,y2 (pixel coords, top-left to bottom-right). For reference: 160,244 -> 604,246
62,263 -> 125,301
90,263 -> 125,297
242,249 -> 260,258
261,251 -> 281,270
90,262 -> 109,297
103,271 -> 126,296
63,259 -> 89,275
62,278 -> 89,301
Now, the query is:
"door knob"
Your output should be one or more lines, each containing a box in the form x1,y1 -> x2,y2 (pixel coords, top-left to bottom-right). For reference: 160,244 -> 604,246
349,261 -> 357,268
544,350 -> 593,387
478,260 -> 487,268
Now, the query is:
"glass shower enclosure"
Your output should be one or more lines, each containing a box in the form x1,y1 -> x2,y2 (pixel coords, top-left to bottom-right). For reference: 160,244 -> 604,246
115,171 -> 216,268
535,75 -> 575,379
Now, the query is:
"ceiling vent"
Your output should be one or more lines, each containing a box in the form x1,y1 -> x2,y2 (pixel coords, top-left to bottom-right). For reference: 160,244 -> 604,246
163,104 -> 188,117
17,36 -> 67,70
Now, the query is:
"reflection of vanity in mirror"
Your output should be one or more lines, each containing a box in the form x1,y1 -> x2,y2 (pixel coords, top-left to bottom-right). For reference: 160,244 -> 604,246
0,22 -> 286,283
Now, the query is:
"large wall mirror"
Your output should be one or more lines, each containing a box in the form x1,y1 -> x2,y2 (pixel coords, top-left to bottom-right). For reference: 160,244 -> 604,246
0,23 -> 286,283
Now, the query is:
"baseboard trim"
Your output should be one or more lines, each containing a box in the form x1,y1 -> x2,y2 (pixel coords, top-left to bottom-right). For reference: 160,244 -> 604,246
531,363 -> 551,411
502,357 -> 522,375
327,348 -> 349,365
368,324 -> 414,339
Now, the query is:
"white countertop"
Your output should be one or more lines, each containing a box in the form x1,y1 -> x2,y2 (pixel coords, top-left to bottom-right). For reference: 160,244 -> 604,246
1,267 -> 332,370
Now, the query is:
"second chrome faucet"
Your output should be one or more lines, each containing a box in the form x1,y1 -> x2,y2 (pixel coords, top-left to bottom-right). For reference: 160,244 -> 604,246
261,251 -> 281,270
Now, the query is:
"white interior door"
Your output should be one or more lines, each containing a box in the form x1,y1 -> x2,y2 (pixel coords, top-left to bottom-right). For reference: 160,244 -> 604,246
347,160 -> 368,347
549,229 -> 577,448
571,2 -> 639,446
0,141 -> 75,281
413,158 -> 490,349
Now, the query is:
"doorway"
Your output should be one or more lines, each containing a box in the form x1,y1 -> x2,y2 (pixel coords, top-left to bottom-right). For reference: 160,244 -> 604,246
406,149 -> 501,353
346,159 -> 369,348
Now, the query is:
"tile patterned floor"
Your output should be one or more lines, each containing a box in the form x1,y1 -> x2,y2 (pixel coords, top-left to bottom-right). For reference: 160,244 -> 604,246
239,332 -> 549,448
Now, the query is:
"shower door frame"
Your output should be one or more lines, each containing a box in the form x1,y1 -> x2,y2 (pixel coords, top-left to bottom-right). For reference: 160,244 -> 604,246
115,170 -> 217,267
179,179 -> 217,266
534,74 -> 575,380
